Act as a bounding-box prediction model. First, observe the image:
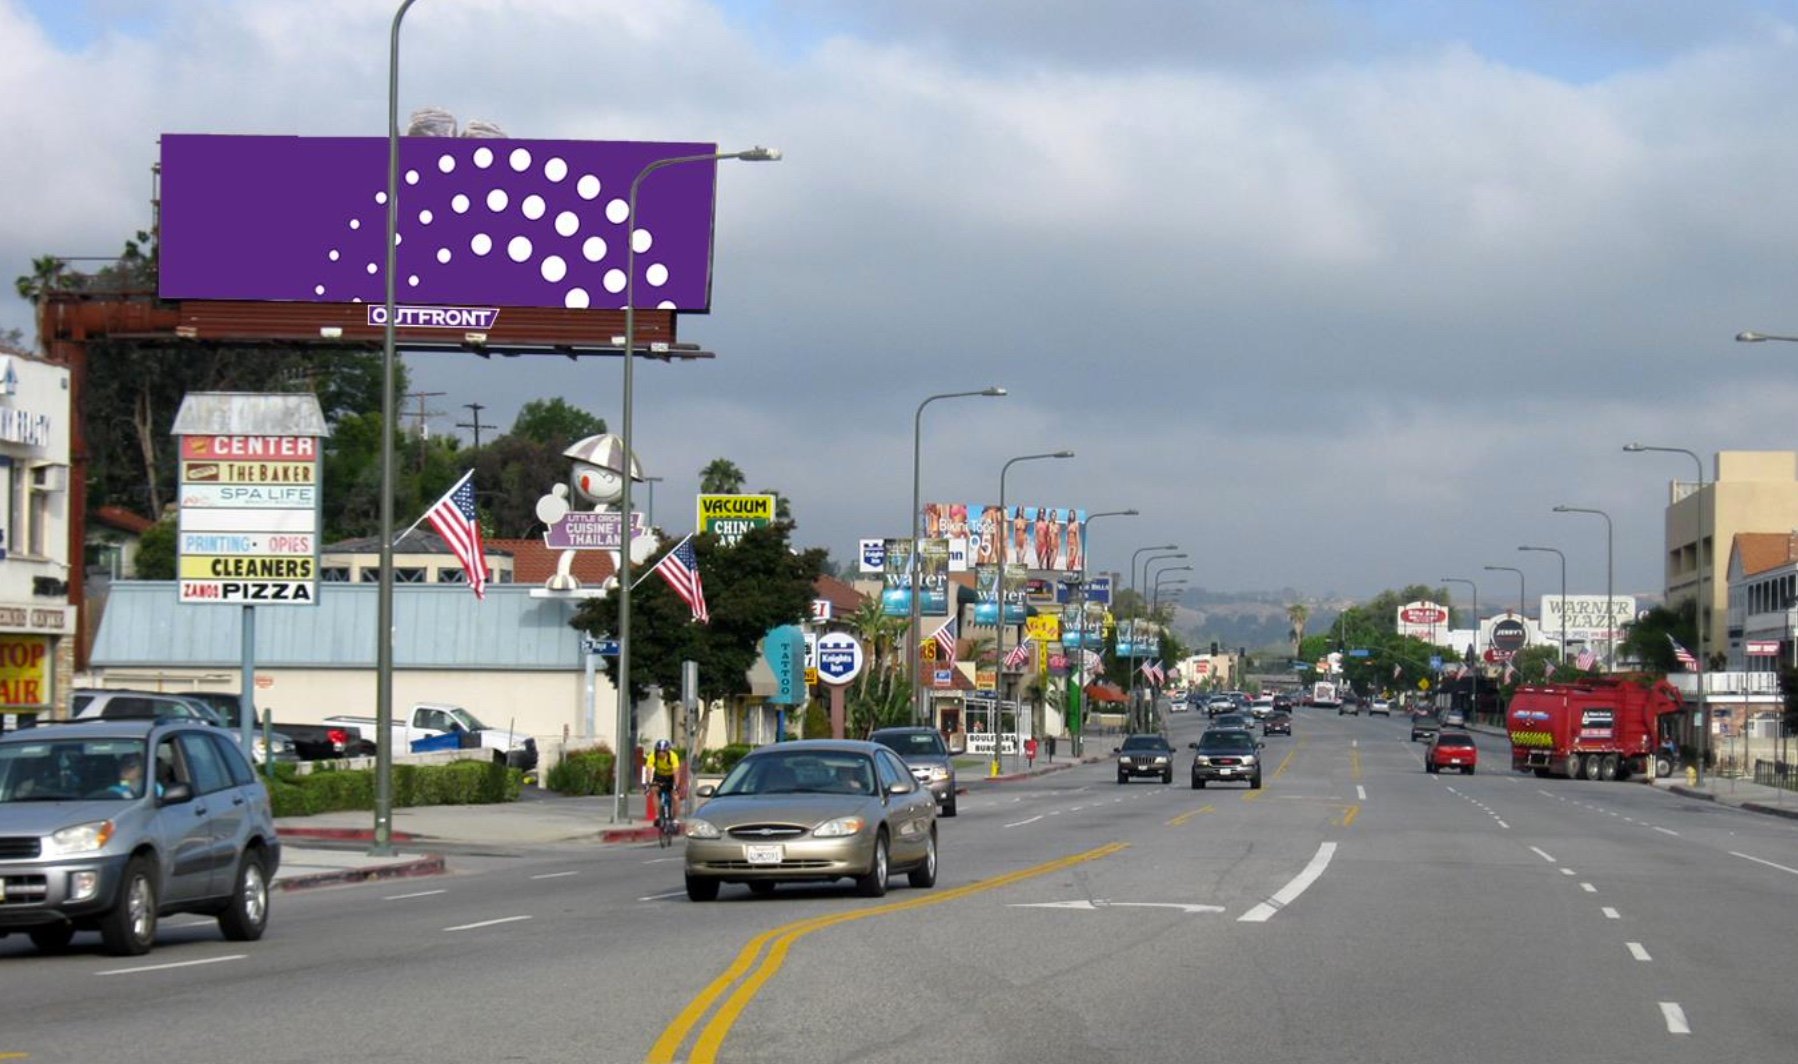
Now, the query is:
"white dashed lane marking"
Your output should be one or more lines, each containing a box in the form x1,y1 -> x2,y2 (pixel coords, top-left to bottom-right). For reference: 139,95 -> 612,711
1628,942 -> 1653,961
1602,907 -> 1621,919
1731,851 -> 1798,876
1660,1002 -> 1690,1034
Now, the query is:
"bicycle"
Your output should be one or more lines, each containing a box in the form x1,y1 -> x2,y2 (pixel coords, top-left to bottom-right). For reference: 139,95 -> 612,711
650,780 -> 679,848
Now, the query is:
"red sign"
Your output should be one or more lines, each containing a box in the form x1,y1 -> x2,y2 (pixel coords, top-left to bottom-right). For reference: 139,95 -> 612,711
1400,604 -> 1449,625
1746,640 -> 1781,657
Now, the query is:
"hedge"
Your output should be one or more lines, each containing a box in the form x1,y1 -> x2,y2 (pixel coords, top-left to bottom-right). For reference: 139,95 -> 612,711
696,744 -> 753,775
545,745 -> 616,796
268,758 -> 521,817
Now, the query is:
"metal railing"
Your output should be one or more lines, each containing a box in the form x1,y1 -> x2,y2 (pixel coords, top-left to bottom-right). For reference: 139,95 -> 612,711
1753,759 -> 1798,792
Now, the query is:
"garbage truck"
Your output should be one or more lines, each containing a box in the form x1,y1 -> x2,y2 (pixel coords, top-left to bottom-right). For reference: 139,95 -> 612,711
1506,677 -> 1683,781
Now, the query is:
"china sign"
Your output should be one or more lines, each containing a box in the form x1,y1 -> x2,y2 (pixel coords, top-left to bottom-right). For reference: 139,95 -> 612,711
698,494 -> 775,547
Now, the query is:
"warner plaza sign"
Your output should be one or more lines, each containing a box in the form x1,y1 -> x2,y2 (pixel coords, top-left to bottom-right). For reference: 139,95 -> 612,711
1537,594 -> 1637,645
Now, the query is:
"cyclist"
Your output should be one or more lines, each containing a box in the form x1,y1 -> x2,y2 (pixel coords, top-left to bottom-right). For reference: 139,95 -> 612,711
644,739 -> 682,828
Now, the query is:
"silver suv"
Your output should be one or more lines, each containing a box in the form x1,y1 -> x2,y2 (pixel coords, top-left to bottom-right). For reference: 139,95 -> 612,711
71,688 -> 298,766
0,720 -> 282,956
869,727 -> 958,817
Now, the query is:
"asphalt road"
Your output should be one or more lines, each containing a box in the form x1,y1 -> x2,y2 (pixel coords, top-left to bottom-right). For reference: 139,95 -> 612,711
4,709 -> 1797,1064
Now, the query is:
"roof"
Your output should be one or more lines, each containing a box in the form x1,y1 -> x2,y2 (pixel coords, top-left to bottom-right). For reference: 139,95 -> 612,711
812,573 -> 867,615
90,582 -> 590,670
1731,532 -> 1798,578
488,537 -> 616,585
92,506 -> 155,535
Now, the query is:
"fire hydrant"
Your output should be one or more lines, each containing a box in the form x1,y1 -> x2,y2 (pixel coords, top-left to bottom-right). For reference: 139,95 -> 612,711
1685,764 -> 1698,787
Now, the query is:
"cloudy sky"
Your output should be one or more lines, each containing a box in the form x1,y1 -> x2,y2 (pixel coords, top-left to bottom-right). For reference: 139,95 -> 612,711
10,0 -> 1798,605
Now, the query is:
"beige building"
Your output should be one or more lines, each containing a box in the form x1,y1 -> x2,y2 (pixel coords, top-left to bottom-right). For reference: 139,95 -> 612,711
0,346 -> 75,731
1655,450 -> 1798,660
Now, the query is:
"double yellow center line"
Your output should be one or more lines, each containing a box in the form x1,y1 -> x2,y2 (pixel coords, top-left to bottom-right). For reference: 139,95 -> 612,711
647,841 -> 1128,1063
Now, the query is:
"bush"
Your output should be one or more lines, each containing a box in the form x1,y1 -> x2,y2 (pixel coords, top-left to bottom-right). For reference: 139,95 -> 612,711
697,744 -> 753,775
545,745 -> 616,796
803,701 -> 830,740
267,758 -> 521,817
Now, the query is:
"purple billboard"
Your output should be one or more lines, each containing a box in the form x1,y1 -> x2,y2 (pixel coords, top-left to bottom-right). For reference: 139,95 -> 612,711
159,134 -> 720,311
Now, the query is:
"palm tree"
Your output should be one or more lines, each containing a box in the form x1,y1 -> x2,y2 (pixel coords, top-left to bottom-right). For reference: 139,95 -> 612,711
1287,603 -> 1309,654
844,600 -> 913,736
699,458 -> 746,494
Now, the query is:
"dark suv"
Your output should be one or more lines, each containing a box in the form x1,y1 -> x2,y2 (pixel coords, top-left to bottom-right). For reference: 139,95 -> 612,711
1190,729 -> 1264,789
869,727 -> 958,816
1114,733 -> 1174,784
0,720 -> 281,956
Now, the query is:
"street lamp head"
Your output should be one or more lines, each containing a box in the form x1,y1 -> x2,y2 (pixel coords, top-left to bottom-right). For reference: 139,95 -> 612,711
735,146 -> 782,161
1623,443 -> 1645,452
1552,505 -> 1570,512
982,386 -> 1007,397
1052,450 -> 1075,459
1736,331 -> 1766,342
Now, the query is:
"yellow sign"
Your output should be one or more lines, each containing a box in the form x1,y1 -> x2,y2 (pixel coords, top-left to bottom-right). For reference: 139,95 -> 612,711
805,666 -> 819,686
1026,615 -> 1061,642
1418,678 -> 1431,691
921,641 -> 936,662
697,494 -> 775,547
0,634 -> 50,707
178,555 -> 316,580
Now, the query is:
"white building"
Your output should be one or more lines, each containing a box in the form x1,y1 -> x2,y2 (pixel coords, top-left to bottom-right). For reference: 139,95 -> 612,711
0,346 -> 74,731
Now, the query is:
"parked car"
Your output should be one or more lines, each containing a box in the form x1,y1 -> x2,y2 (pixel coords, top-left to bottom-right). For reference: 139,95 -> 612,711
1262,712 -> 1292,736
1190,730 -> 1264,789
71,689 -> 298,766
1114,734 -> 1174,784
869,726 -> 957,817
682,740 -> 937,901
180,692 -> 368,761
1410,713 -> 1442,743
0,719 -> 281,956
325,702 -> 537,769
1426,731 -> 1479,774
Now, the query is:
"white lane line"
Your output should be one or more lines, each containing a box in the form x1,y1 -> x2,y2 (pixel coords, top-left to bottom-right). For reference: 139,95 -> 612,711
1559,868 -> 1576,876
445,915 -> 533,932
638,889 -> 687,901
1495,820 -> 1510,829
1731,851 -> 1798,876
1628,942 -> 1653,962
1580,883 -> 1597,893
1005,815 -> 1044,828
530,871 -> 579,880
97,954 -> 247,977
1071,806 -> 1085,812
1239,841 -> 1338,923
1653,826 -> 1679,837
1660,1002 -> 1690,1034
1356,785 -> 1367,800
1049,810 -> 1062,815
641,856 -> 682,864
385,889 -> 448,901
1602,907 -> 1621,919
1530,846 -> 1557,863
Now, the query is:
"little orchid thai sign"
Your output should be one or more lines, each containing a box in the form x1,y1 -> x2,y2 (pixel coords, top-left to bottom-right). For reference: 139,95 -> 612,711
160,134 -> 720,311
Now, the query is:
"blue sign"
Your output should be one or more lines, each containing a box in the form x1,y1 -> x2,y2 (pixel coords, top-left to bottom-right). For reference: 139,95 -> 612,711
815,632 -> 865,686
1429,655 -> 1442,670
1348,648 -> 1372,658
1055,575 -> 1112,605
765,624 -> 807,705
582,635 -> 619,656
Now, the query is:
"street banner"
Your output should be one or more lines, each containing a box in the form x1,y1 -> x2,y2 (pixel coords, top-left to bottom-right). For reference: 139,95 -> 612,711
697,494 -> 775,547
925,502 -> 1087,573
881,538 -> 914,617
1003,562 -> 1028,624
918,538 -> 950,616
1026,615 -> 1062,642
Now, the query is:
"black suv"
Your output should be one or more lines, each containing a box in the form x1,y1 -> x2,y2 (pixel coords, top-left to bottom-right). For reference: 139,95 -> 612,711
1190,729 -> 1264,789
1114,734 -> 1174,784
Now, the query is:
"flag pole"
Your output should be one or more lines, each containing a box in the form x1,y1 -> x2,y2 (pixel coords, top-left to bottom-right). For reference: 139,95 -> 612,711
631,533 -> 693,591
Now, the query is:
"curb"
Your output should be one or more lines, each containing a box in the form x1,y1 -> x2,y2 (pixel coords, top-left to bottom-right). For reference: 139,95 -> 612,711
279,827 -> 421,842
600,826 -> 662,844
1741,801 -> 1798,821
1668,785 -> 1718,803
986,757 -> 1104,783
275,853 -> 446,892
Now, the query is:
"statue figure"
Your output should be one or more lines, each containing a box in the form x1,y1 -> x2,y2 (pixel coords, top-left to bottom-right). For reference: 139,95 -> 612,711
535,433 -> 660,593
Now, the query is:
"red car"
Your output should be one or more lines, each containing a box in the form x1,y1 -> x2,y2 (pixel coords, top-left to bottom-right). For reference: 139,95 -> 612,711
1426,732 -> 1478,775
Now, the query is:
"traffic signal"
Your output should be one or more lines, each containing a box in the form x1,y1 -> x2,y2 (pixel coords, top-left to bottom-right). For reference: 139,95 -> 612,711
1210,641 -> 1219,656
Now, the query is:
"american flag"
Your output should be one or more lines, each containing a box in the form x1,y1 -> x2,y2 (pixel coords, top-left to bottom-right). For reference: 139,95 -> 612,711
651,535 -> 709,622
423,471 -> 487,599
1544,661 -> 1557,679
1003,638 -> 1033,670
1502,661 -> 1516,684
1669,635 -> 1698,670
1576,648 -> 1597,671
1142,660 -> 1164,685
930,617 -> 958,662
1082,649 -> 1105,675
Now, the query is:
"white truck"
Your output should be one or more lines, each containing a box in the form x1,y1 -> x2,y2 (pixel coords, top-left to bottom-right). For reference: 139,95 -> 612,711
323,702 -> 538,769
1311,681 -> 1340,710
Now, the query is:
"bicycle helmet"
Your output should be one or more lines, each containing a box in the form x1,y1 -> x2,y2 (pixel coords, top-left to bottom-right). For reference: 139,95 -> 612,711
655,739 -> 673,752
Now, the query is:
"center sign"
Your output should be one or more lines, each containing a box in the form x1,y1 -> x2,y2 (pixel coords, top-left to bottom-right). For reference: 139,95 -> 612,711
177,435 -> 322,604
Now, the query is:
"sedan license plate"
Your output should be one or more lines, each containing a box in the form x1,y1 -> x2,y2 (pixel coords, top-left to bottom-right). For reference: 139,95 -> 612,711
744,844 -> 784,865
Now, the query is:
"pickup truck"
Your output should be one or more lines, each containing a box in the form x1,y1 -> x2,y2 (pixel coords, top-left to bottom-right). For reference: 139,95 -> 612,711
324,702 -> 538,769
181,692 -> 373,761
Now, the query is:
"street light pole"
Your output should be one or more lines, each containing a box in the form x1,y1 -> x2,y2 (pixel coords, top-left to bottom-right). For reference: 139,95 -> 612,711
611,145 -> 781,823
373,0 -> 424,858
1483,566 -> 1526,619
1519,546 -> 1567,660
1553,505 -> 1614,668
1625,442 -> 1710,786
991,450 -> 1074,778
1066,509 -> 1137,756
1441,577 -> 1479,721
1150,566 -> 1192,731
642,476 -> 665,530
909,387 -> 1006,724
1130,549 -> 1184,727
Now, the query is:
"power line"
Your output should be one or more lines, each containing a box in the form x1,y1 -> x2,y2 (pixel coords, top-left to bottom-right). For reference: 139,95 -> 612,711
456,401 -> 489,449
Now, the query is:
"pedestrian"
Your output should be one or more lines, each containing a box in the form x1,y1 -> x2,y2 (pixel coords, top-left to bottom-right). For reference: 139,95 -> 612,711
1024,737 -> 1038,768
1046,733 -> 1056,761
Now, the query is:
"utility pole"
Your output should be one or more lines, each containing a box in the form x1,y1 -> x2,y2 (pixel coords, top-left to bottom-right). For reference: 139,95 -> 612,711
456,401 -> 489,449
403,390 -> 447,468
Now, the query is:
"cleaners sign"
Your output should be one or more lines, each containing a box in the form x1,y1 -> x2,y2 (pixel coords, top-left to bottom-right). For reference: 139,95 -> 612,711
176,430 -> 323,605
697,494 -> 775,547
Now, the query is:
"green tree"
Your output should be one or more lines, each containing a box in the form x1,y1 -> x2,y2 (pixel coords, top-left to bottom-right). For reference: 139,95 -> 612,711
467,432 -> 570,537
134,511 -> 177,580
571,523 -> 826,704
843,598 -> 914,736
1617,602 -> 1695,674
699,458 -> 746,494
509,398 -> 605,448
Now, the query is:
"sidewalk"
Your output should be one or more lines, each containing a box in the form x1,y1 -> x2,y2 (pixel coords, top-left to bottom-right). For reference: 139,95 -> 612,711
1652,773 -> 1798,821
273,791 -> 667,891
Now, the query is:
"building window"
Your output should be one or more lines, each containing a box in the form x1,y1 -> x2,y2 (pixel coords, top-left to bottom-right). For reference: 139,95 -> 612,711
358,567 -> 380,583
320,567 -> 351,582
394,567 -> 426,584
438,567 -> 467,584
